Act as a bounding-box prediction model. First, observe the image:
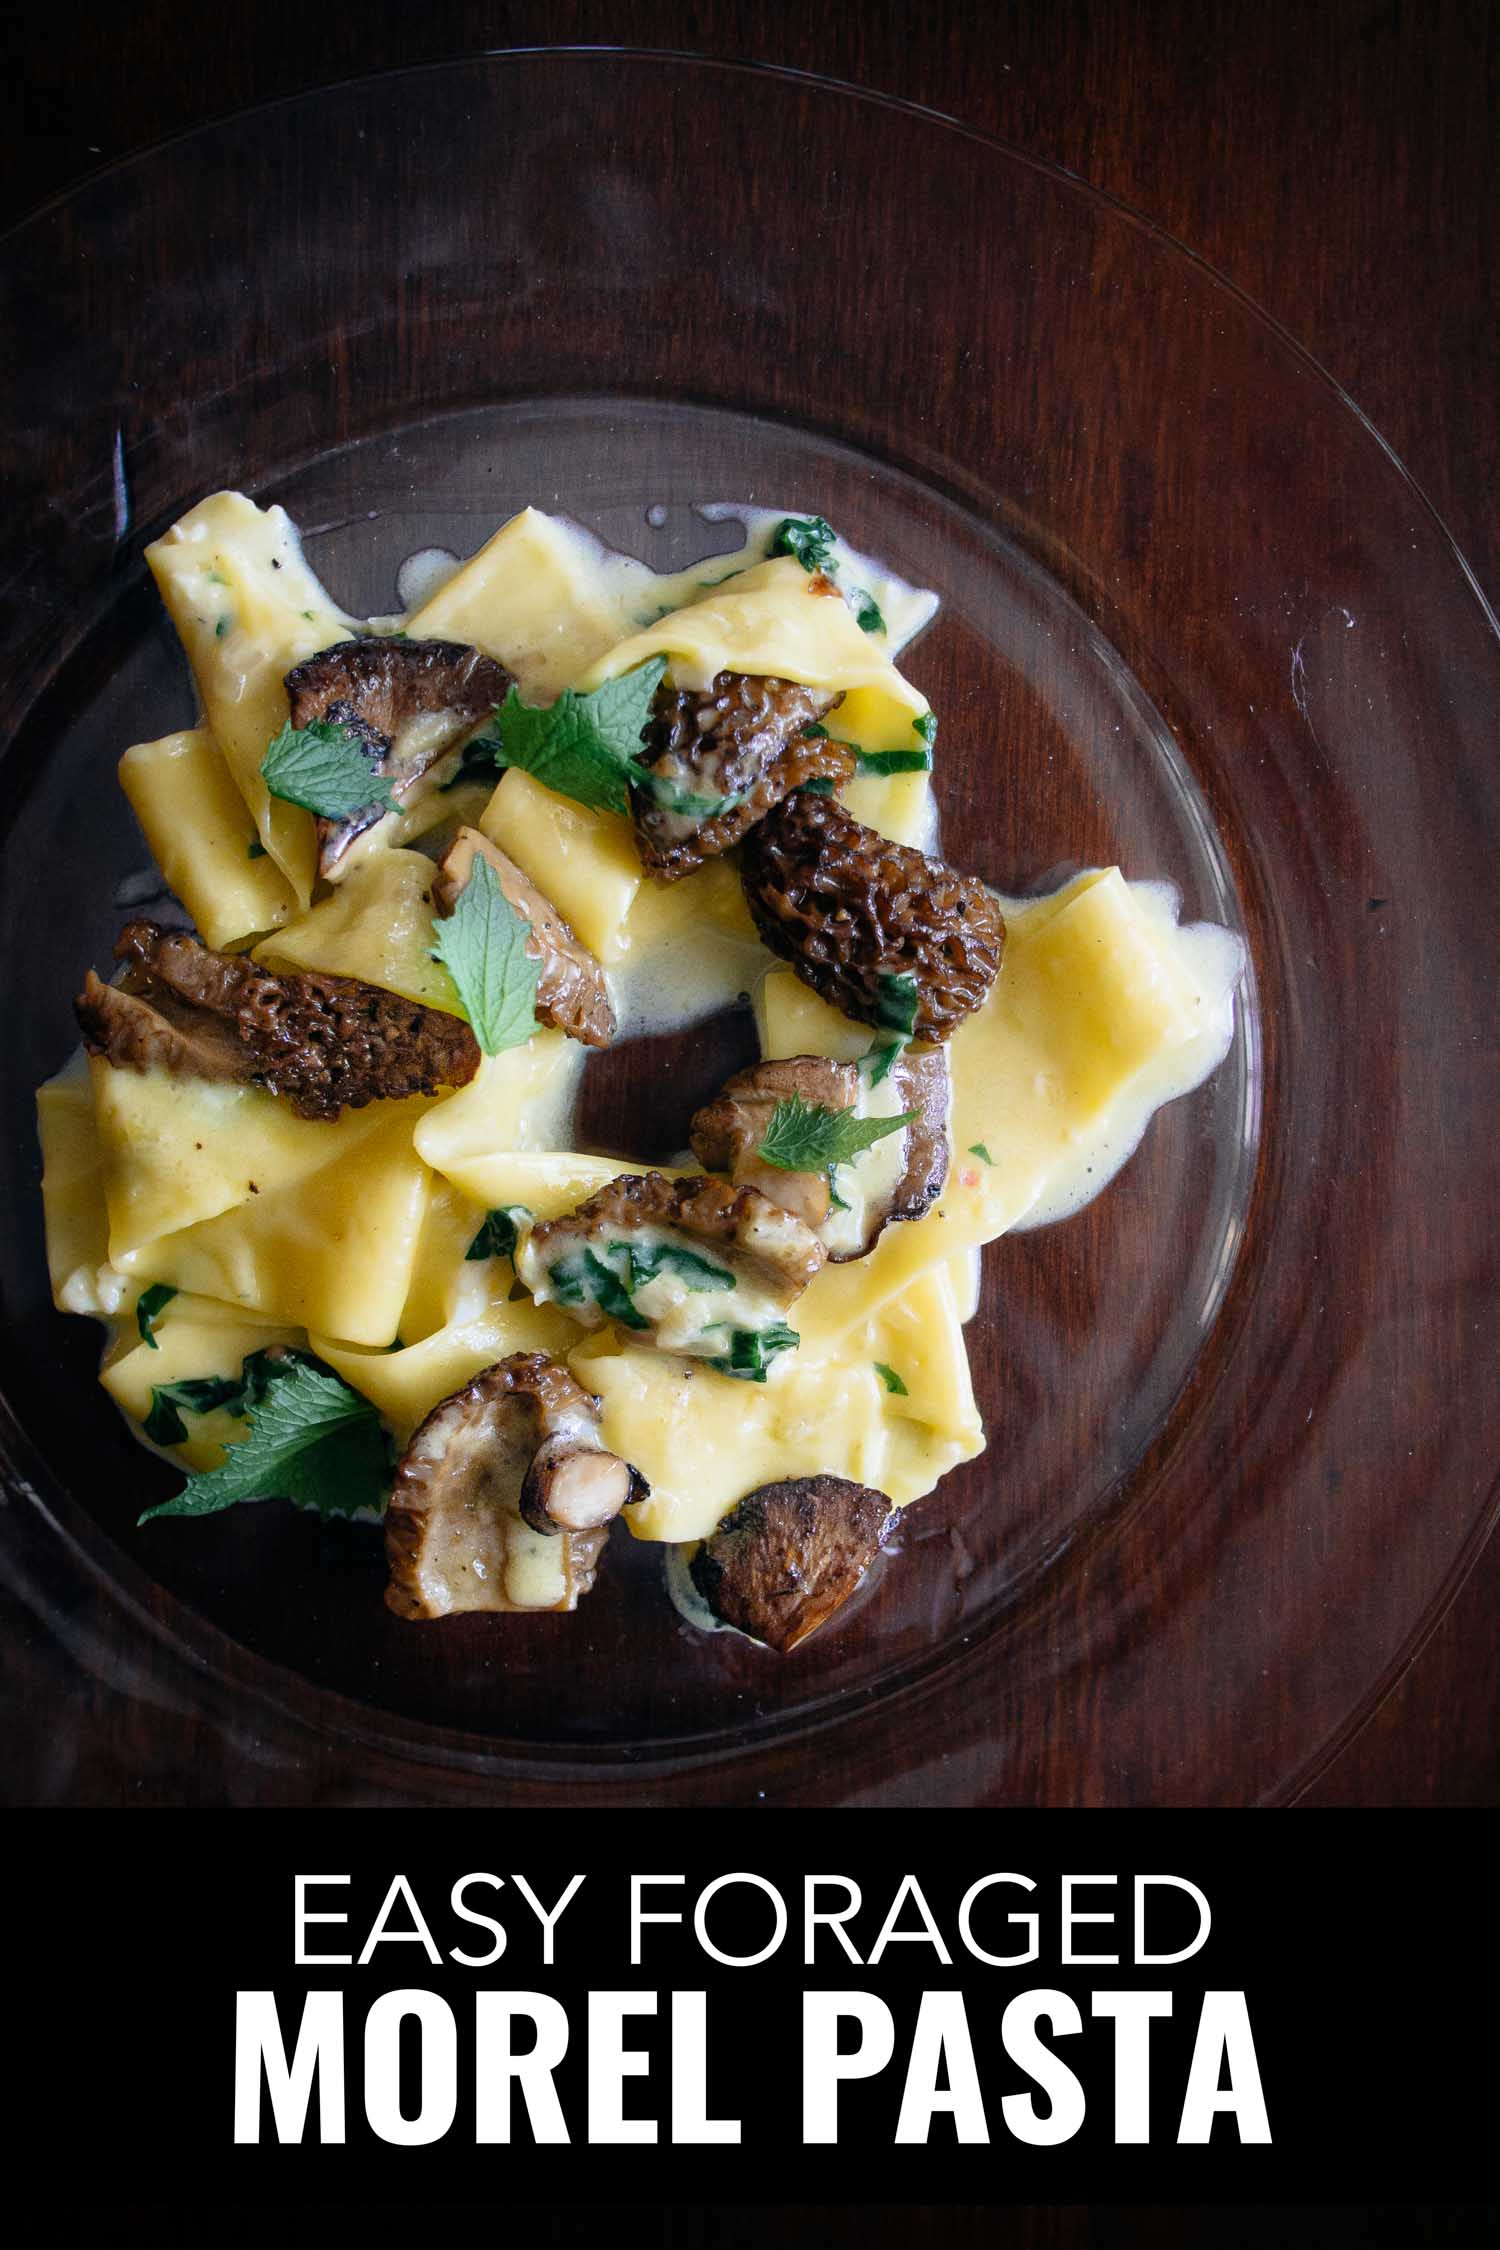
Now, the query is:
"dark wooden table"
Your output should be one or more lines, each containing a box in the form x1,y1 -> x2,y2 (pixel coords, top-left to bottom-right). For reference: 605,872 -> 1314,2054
4,0 -> 1495,1805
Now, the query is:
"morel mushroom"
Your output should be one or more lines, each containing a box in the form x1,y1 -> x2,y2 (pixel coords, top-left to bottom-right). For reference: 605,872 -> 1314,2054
385,1352 -> 646,1619
76,920 -> 479,1122
516,1171 -> 824,1380
689,1474 -> 898,1652
285,635 -> 511,876
740,792 -> 1005,1041
631,671 -> 854,881
433,828 -> 616,1048
689,1048 -> 950,1260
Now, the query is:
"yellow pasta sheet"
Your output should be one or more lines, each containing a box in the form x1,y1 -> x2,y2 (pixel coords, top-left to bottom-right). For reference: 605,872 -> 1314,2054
119,729 -> 297,947
36,1053 -> 122,1316
101,1296 -> 303,1472
146,491 -> 355,906
569,1259 -> 983,1545
404,507 -> 650,702
253,848 -> 464,1013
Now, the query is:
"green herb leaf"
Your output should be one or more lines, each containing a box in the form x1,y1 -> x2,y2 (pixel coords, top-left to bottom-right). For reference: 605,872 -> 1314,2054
712,1323 -> 801,1383
798,775 -> 837,798
142,1375 -> 247,1448
862,1036 -> 906,1086
430,854 -> 541,1056
873,1361 -> 908,1396
801,720 -> 829,740
757,1094 -> 915,1176
439,735 -> 506,792
854,747 -> 931,776
628,1241 -> 736,1293
968,1143 -> 995,1165
827,1171 -> 850,1212
851,589 -> 886,634
495,656 -> 667,815
140,1353 -> 390,1524
770,516 -> 837,572
465,1205 -> 531,1262
260,718 -> 401,821
913,712 -> 938,748
136,1283 -> 177,1350
874,972 -> 921,1037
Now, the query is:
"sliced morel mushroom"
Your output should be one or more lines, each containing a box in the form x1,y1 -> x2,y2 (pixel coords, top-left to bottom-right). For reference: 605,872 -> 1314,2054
76,920 -> 479,1121
689,1047 -> 951,1261
631,671 -> 854,881
740,792 -> 1005,1041
385,1351 -> 645,1619
689,1474 -> 898,1652
516,1171 -> 824,1380
285,635 -> 511,876
433,827 -> 615,1048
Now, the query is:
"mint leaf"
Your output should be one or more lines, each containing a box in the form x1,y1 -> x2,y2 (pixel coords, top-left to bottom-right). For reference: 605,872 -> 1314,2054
913,712 -> 938,749
873,1361 -> 908,1396
430,853 -> 541,1056
496,656 -> 667,815
260,719 -> 401,821
770,516 -> 836,572
757,1094 -> 914,1176
855,747 -> 931,776
712,1323 -> 800,1383
140,1353 -> 390,1523
851,589 -> 886,634
968,1143 -> 995,1165
136,1282 -> 177,1350
874,973 -> 921,1037
465,1204 -> 531,1262
798,776 -> 837,798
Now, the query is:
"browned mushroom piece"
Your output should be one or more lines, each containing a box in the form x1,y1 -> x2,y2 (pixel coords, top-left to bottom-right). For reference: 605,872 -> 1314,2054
689,1474 -> 899,1652
630,670 -> 855,882
689,1048 -> 951,1260
76,920 -> 479,1122
284,635 -> 512,876
385,1352 -> 646,1619
740,791 -> 1006,1041
515,1171 -> 823,1379
433,828 -> 616,1048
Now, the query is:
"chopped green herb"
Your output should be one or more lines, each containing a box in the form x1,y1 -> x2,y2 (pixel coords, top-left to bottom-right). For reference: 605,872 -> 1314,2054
913,712 -> 938,748
136,1283 -> 177,1350
439,735 -> 506,792
465,1205 -> 531,1262
769,515 -> 837,573
874,972 -> 921,1037
854,747 -> 931,776
495,656 -> 667,816
873,1361 -> 908,1396
757,1094 -> 915,1177
628,1241 -> 736,1293
430,853 -> 541,1057
862,1036 -> 906,1086
246,839 -> 267,860
215,615 -> 232,639
851,589 -> 886,634
968,1143 -> 995,1165
581,1249 -> 651,1331
142,1374 -> 246,1448
140,1351 -> 391,1524
260,718 -> 400,821
712,1323 -> 801,1382
205,570 -> 229,587
827,1171 -> 850,1212
798,776 -> 837,798
801,720 -> 830,740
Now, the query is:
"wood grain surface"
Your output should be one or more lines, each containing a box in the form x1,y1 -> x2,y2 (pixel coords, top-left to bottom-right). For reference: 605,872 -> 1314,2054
1,0 -> 1496,1806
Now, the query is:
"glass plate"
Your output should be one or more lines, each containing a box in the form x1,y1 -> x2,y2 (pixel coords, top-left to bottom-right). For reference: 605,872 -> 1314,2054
1,53 -> 1496,1805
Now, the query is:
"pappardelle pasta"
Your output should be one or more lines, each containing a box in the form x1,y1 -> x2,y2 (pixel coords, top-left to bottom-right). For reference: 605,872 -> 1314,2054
37,494 -> 1243,1654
